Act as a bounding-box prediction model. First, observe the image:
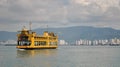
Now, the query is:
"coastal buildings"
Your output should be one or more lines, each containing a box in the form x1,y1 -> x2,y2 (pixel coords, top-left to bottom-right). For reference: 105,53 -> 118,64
0,40 -> 17,45
75,38 -> 120,46
59,40 -> 68,45
59,38 -> 120,46
76,39 -> 92,46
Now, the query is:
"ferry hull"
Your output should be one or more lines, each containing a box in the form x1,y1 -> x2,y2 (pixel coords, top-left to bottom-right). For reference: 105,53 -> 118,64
16,46 -> 57,49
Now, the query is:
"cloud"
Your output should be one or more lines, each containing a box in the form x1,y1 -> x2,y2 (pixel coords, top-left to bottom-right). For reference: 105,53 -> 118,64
68,0 -> 120,24
0,0 -> 120,31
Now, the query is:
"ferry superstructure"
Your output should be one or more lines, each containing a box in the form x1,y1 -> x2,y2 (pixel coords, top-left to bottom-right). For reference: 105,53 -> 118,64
16,27 -> 58,49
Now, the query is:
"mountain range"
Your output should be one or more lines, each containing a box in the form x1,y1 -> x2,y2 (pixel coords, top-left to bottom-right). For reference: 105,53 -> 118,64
1,26 -> 120,43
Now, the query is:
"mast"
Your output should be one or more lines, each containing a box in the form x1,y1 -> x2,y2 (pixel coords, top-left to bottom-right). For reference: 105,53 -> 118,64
29,21 -> 32,31
46,25 -> 48,32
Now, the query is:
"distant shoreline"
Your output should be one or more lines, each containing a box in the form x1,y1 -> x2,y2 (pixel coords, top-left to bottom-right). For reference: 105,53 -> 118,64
0,44 -> 16,46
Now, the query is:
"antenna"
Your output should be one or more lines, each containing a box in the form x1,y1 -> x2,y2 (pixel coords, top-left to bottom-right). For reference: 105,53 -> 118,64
29,21 -> 32,31
46,25 -> 48,32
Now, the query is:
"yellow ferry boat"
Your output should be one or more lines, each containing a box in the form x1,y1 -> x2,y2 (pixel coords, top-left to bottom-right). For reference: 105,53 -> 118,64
16,26 -> 58,49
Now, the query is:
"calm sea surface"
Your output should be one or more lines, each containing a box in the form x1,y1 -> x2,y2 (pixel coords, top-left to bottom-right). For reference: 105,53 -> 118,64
0,46 -> 120,67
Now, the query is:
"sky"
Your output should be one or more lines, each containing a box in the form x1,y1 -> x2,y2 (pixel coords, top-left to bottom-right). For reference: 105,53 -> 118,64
0,0 -> 120,31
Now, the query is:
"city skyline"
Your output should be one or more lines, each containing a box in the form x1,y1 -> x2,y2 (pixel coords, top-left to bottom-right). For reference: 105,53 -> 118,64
59,37 -> 120,46
0,0 -> 120,32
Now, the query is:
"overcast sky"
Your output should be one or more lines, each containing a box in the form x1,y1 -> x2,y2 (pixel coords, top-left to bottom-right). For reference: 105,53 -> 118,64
0,0 -> 120,31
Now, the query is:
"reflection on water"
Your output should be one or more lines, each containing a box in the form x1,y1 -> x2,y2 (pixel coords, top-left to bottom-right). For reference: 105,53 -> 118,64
17,49 -> 57,58
15,49 -> 58,67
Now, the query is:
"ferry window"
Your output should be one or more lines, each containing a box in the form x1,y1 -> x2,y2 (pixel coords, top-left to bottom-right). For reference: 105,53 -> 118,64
34,41 -> 46,46
34,41 -> 38,46
39,41 -> 40,45
18,41 -> 31,46
20,36 -> 28,40
49,42 -> 57,46
34,41 -> 36,46
35,41 -> 39,46
40,41 -> 46,45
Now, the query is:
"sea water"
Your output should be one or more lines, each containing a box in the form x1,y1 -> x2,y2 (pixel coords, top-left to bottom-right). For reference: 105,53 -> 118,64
0,46 -> 120,67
